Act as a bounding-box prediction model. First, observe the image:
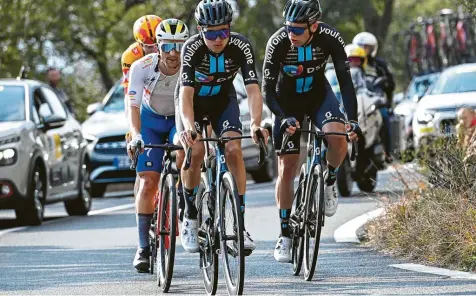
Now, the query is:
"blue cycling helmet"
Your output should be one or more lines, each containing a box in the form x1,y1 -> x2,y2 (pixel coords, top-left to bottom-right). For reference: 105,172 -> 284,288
195,0 -> 234,27
283,0 -> 322,23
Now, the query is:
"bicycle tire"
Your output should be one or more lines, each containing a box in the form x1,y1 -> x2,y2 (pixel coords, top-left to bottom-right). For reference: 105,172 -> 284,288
157,173 -> 177,293
303,164 -> 325,281
219,171 -> 245,295
197,172 -> 219,295
292,164 -> 306,276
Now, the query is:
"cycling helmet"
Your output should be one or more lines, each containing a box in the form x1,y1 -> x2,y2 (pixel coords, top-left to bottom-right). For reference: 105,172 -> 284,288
283,0 -> 322,23
345,44 -> 367,69
352,32 -> 378,58
133,15 -> 162,45
156,19 -> 189,41
194,0 -> 233,27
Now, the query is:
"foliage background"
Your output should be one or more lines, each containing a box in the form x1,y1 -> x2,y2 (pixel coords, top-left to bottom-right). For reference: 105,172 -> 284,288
0,0 -> 462,121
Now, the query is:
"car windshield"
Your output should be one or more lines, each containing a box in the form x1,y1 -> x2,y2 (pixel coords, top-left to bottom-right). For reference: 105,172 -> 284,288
0,85 -> 25,122
430,69 -> 476,94
102,84 -> 125,113
406,74 -> 439,99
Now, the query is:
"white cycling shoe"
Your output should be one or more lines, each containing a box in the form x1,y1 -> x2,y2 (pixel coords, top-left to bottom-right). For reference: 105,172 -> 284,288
180,218 -> 199,253
324,182 -> 338,217
274,236 -> 292,263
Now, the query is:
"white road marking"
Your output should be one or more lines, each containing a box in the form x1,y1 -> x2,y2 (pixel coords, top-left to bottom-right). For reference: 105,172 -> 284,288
333,207 -> 385,243
390,263 -> 476,280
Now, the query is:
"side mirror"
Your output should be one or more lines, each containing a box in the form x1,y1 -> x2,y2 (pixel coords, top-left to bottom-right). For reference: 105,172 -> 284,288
87,102 -> 101,116
43,114 -> 66,130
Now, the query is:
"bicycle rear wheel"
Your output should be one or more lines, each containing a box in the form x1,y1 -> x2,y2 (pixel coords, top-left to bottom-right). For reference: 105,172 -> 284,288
291,164 -> 306,276
303,164 -> 325,281
219,172 -> 245,295
197,172 -> 218,295
157,173 -> 177,292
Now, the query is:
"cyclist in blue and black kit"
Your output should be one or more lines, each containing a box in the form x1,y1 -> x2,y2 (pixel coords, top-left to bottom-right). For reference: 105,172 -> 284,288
262,0 -> 362,262
176,0 -> 269,254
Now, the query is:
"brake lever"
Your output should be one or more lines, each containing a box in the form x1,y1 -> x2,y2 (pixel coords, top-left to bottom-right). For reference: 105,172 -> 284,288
183,131 -> 197,171
255,129 -> 268,166
130,141 -> 143,170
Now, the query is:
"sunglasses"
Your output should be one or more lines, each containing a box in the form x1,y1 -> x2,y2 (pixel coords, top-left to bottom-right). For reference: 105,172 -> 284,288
285,25 -> 307,36
159,42 -> 184,53
202,28 -> 230,41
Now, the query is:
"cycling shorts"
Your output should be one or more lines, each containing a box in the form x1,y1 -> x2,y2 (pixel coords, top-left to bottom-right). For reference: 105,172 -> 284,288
176,89 -> 242,137
273,82 -> 346,155
137,107 -> 176,173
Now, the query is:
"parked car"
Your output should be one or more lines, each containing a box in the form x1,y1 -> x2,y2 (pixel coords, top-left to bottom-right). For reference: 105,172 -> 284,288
82,73 -> 276,192
413,64 -> 476,149
394,72 -> 441,152
0,79 -> 91,225
82,79 -> 134,197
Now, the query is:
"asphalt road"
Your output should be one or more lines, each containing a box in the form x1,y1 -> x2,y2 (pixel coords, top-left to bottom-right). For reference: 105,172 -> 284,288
1,166 -> 476,295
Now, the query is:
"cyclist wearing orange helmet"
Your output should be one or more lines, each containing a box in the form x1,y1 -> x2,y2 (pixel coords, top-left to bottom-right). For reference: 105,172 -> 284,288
121,15 -> 163,95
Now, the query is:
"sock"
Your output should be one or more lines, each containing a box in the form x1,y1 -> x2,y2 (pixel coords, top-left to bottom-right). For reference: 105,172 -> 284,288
183,187 -> 198,219
279,209 -> 291,237
137,213 -> 153,249
326,165 -> 339,185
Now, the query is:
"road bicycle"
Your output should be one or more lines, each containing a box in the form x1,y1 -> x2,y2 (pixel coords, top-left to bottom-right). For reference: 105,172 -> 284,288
281,116 -> 356,281
192,116 -> 267,295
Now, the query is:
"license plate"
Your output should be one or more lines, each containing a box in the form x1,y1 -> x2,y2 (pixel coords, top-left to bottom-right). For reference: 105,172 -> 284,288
114,156 -> 131,169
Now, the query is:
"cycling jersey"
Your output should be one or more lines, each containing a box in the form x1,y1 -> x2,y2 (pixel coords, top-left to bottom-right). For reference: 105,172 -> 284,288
121,42 -> 145,95
262,23 -> 358,123
176,32 -> 259,136
180,32 -> 259,96
128,53 -> 178,117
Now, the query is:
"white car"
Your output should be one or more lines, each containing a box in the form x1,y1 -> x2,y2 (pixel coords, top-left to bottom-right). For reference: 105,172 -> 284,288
413,63 -> 476,149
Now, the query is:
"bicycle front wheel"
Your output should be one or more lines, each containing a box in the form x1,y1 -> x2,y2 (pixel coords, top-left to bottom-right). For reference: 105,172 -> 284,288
219,172 -> 245,295
197,172 -> 218,295
292,164 -> 306,276
157,173 -> 177,293
303,164 -> 325,281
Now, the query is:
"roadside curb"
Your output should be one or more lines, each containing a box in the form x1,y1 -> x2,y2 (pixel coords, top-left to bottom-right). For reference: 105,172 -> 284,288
334,207 -> 385,243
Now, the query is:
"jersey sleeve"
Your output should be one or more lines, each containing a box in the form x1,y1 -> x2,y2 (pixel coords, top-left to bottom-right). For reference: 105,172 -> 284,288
262,30 -> 287,121
179,38 -> 199,87
235,35 -> 259,85
127,57 -> 147,109
327,27 -> 358,122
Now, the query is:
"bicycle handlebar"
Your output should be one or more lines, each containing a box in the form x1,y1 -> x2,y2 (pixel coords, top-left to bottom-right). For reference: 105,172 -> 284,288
279,128 -> 358,161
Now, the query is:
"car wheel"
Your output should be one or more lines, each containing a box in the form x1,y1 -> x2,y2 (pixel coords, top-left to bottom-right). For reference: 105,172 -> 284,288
251,142 -> 277,183
65,162 -> 92,216
15,164 -> 45,226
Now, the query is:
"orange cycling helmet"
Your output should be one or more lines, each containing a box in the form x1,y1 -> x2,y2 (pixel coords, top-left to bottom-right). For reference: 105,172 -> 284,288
133,15 -> 163,45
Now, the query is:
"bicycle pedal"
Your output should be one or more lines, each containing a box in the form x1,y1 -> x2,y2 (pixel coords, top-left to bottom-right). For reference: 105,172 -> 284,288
244,249 -> 252,257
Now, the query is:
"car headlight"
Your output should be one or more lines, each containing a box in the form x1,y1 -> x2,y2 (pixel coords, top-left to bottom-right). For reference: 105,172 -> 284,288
416,111 -> 435,124
0,148 -> 17,166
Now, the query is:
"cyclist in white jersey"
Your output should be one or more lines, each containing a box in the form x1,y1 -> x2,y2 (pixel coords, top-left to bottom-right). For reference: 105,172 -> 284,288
126,18 -> 189,273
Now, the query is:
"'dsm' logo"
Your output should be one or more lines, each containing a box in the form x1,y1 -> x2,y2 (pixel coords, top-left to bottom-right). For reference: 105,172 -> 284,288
282,65 -> 304,77
195,71 -> 214,82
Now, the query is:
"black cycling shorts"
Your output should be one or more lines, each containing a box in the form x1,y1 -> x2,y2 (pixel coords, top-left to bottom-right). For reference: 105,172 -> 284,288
272,81 -> 346,155
176,88 -> 242,137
